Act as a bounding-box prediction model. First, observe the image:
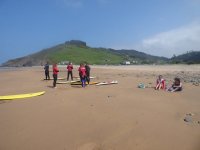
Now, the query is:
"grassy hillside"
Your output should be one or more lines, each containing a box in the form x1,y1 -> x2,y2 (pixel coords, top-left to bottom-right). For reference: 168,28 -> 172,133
46,45 -> 124,65
170,51 -> 200,64
110,49 -> 168,64
2,40 -> 169,67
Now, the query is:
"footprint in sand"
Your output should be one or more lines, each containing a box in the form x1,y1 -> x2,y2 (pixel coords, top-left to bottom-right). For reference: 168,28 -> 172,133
77,142 -> 99,150
77,142 -> 114,150
0,101 -> 6,104
183,113 -> 200,125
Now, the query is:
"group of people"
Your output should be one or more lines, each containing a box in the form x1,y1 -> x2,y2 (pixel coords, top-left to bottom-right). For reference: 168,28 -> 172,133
44,62 -> 182,91
155,75 -> 182,92
78,63 -> 91,87
66,62 -> 91,87
44,62 -> 91,88
44,62 -> 59,88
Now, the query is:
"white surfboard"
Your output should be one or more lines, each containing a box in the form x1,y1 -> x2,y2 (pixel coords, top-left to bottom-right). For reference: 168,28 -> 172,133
57,80 -> 79,84
95,81 -> 118,86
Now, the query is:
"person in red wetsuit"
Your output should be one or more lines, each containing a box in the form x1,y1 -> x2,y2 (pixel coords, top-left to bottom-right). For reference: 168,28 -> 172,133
78,63 -> 86,87
67,62 -> 73,81
52,63 -> 59,88
155,75 -> 166,90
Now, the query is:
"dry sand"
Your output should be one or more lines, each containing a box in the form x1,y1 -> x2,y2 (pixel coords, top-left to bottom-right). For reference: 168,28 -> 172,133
0,65 -> 200,150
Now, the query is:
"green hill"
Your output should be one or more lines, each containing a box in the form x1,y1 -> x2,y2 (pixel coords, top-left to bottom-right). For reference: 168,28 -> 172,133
111,49 -> 168,64
47,45 -> 124,65
170,51 -> 200,64
2,40 -> 168,66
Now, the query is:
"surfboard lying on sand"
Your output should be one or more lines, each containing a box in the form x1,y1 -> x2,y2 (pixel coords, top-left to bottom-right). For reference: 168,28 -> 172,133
43,78 -> 66,80
57,80 -> 79,84
71,81 -> 99,85
0,91 -> 45,100
95,81 -> 118,86
74,76 -> 96,80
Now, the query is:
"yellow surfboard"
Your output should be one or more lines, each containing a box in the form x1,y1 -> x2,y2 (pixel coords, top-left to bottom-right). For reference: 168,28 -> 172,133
0,91 -> 45,100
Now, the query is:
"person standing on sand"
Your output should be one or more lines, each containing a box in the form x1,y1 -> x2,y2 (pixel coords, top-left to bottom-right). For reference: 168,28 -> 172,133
52,63 -> 59,88
78,63 -> 86,87
85,63 -> 91,84
67,62 -> 73,81
44,62 -> 50,80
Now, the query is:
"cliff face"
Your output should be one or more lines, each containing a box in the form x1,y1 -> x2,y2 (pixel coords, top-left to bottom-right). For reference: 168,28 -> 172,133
65,40 -> 87,47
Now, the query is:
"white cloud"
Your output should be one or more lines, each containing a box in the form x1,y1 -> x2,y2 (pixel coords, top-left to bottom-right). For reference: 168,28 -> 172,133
135,23 -> 200,58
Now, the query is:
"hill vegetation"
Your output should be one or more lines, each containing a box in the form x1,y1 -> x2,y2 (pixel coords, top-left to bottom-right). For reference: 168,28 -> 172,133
170,51 -> 200,64
2,40 -> 200,67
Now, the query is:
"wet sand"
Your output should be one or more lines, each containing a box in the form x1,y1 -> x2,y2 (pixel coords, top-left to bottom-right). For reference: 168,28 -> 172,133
0,65 -> 200,150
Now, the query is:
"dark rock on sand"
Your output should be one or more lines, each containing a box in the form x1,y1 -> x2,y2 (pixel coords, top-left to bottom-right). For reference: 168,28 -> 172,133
184,114 -> 193,123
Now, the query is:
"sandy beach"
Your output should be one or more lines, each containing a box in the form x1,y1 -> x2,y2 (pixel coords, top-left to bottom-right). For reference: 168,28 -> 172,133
0,65 -> 200,150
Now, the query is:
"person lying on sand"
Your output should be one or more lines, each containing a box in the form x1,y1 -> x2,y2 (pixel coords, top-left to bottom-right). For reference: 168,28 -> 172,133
155,75 -> 166,90
167,77 -> 182,92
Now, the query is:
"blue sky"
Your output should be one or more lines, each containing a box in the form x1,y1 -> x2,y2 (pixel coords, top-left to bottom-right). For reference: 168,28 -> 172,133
1,0 -> 200,64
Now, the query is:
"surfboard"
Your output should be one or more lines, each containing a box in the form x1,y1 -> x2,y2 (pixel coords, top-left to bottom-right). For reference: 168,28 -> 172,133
74,76 -> 96,80
71,81 -> 99,85
95,81 -> 118,86
0,91 -> 45,100
57,80 -> 79,84
43,78 -> 66,80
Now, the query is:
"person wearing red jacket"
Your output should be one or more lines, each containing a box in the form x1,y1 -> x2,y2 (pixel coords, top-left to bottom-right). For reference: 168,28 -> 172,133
67,62 -> 73,81
52,63 -> 59,88
78,63 -> 86,87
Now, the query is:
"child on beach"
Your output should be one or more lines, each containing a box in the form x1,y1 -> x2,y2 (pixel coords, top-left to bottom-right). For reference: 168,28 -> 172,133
167,77 -> 182,92
85,63 -> 91,84
67,62 -> 73,81
44,62 -> 50,80
78,63 -> 86,87
155,75 -> 166,90
52,63 -> 59,88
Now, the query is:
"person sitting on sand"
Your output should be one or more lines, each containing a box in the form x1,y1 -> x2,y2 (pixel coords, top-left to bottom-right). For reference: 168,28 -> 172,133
155,75 -> 166,90
167,77 -> 182,92
78,63 -> 86,87
67,62 -> 73,81
53,63 -> 59,88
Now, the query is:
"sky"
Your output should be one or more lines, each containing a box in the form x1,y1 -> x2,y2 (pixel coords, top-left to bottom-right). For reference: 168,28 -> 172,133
0,0 -> 200,64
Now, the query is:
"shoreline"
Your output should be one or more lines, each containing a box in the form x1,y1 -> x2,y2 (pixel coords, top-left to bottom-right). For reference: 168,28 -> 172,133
1,64 -> 200,71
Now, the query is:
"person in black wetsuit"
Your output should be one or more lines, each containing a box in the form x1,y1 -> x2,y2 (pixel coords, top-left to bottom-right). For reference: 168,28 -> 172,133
85,63 -> 91,84
44,62 -> 50,80
167,77 -> 182,92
